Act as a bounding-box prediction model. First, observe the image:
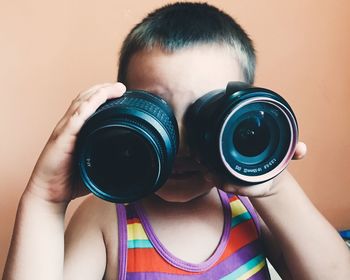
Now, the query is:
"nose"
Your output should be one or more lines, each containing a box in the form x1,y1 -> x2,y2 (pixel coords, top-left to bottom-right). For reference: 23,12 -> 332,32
176,122 -> 191,158
171,97 -> 194,158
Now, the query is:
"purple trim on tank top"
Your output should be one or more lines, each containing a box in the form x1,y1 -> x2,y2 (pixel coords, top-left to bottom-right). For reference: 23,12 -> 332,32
117,204 -> 127,280
238,195 -> 261,236
133,190 -> 231,272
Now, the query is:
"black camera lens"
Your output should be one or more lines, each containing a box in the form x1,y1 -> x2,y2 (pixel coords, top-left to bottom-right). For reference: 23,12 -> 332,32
233,114 -> 271,157
76,90 -> 179,203
87,127 -> 158,198
185,81 -> 298,184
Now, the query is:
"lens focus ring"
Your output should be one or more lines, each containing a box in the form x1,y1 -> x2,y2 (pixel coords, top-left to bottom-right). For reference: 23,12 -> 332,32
96,93 -> 178,150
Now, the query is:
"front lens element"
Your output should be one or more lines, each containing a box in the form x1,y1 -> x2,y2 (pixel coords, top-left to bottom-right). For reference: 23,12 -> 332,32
220,98 -> 295,181
233,112 -> 271,157
85,126 -> 159,198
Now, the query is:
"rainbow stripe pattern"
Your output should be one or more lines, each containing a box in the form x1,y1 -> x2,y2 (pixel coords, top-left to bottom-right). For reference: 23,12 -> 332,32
118,192 -> 271,279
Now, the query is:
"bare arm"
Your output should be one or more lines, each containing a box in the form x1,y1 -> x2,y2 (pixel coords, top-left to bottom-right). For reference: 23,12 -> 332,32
3,193 -> 110,280
220,143 -> 350,279
3,191 -> 67,280
3,83 -> 126,280
251,171 -> 350,279
259,217 -> 293,280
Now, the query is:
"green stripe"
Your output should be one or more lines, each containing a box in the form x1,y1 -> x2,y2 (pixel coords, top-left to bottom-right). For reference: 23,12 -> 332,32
231,212 -> 251,227
127,239 -> 153,249
221,254 -> 265,280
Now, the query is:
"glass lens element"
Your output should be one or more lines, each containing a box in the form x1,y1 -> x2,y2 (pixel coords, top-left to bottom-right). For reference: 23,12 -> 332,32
233,112 -> 270,157
88,127 -> 157,197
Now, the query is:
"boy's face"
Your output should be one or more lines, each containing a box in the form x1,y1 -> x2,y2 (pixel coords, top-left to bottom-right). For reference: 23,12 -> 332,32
126,44 -> 243,202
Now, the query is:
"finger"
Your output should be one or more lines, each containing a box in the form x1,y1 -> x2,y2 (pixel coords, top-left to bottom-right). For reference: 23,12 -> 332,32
51,83 -> 115,134
58,83 -> 126,129
64,83 -> 123,121
292,141 -> 307,160
75,83 -> 116,103
63,83 -> 126,135
52,83 -> 126,143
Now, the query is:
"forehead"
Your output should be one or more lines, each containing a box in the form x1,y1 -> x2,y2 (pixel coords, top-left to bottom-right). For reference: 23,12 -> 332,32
125,44 -> 243,98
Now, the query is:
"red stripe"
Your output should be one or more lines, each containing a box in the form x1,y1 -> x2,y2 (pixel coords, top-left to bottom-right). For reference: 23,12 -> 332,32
127,248 -> 199,274
228,195 -> 238,203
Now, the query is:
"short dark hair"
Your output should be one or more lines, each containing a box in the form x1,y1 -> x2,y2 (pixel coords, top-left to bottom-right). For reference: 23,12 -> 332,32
117,2 -> 256,84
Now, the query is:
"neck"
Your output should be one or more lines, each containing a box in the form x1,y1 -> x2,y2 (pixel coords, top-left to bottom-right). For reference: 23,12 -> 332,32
140,188 -> 221,215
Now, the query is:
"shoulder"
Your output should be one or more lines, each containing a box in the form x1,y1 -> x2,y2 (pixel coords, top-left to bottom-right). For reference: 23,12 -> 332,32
72,195 -> 118,229
67,195 -> 118,239
65,195 -> 119,280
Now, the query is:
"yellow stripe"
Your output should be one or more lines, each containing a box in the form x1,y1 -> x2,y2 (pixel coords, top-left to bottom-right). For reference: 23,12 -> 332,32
127,223 -> 148,240
230,199 -> 247,217
236,259 -> 266,280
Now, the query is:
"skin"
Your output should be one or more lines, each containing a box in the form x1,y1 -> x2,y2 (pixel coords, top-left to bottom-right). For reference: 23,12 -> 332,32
3,44 -> 350,280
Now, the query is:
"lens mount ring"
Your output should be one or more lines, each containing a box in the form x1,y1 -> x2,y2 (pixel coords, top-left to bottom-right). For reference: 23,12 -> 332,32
219,96 -> 298,183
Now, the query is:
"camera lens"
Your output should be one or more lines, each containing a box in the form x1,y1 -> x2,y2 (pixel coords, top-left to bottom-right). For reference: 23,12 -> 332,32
185,81 -> 298,184
87,127 -> 158,198
233,113 -> 270,157
76,90 -> 179,202
221,101 -> 290,172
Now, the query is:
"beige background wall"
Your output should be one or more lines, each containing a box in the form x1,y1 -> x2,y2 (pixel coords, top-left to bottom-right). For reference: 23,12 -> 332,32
1,0 -> 350,275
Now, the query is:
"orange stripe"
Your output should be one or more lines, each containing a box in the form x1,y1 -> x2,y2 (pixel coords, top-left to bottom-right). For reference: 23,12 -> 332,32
127,217 -> 141,225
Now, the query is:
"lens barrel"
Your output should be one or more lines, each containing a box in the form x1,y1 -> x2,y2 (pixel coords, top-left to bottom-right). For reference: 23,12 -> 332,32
76,83 -> 298,202
185,81 -> 298,184
76,90 -> 179,203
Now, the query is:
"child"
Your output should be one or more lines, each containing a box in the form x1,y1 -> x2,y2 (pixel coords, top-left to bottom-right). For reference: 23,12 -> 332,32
3,2 -> 350,279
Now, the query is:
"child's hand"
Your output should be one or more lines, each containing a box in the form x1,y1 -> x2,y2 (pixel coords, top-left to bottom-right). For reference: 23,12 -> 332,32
209,142 -> 307,197
25,83 -> 126,204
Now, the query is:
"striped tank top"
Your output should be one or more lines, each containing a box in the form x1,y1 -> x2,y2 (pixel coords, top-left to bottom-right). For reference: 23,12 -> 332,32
116,190 -> 271,279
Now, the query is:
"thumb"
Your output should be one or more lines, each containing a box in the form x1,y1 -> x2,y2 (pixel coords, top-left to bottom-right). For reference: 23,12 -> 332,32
292,141 -> 307,160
